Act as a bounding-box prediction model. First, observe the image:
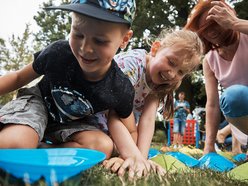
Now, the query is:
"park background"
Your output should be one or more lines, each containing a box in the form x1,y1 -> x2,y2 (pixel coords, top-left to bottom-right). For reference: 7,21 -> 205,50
0,0 -> 248,185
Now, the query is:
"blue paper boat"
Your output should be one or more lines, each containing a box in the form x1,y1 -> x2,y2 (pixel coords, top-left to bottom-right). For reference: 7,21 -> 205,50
148,148 -> 161,159
0,148 -> 106,185
233,153 -> 247,162
198,152 -> 236,172
166,151 -> 199,168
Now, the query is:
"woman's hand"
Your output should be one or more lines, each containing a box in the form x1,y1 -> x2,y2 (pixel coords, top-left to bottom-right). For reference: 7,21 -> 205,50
207,1 -> 238,30
203,142 -> 216,154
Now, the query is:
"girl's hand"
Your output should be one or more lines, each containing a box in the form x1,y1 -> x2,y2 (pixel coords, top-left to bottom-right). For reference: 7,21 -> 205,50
148,160 -> 166,176
103,156 -> 150,180
107,156 -> 150,180
207,1 -> 238,30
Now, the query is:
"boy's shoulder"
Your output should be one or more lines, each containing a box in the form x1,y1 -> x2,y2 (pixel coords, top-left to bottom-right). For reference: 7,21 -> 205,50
45,40 -> 71,53
36,40 -> 74,62
33,40 -> 76,75
109,61 -> 134,89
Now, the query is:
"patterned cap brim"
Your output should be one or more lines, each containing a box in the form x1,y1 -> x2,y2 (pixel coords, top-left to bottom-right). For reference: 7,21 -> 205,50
45,4 -> 130,25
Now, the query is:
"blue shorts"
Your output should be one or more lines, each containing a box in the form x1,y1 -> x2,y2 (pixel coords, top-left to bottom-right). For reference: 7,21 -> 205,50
173,118 -> 186,135
220,85 -> 248,118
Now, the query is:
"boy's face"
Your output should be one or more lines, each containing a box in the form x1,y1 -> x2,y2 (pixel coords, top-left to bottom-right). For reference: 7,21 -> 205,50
69,14 -> 132,81
148,44 -> 189,86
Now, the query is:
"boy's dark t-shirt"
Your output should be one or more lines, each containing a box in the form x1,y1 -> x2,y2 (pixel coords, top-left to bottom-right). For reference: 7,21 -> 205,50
32,40 -> 134,125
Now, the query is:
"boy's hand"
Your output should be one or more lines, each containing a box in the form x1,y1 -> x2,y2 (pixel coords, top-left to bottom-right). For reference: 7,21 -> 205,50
102,157 -> 124,172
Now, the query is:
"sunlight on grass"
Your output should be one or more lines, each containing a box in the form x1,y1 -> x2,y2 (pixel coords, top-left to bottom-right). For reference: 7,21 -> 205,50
0,129 -> 247,185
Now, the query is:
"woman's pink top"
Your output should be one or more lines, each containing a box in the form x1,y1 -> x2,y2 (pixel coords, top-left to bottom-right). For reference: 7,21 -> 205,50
206,33 -> 248,88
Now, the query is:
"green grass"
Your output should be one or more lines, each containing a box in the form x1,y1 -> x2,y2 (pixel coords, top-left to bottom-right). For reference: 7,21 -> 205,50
1,165 -> 247,186
0,129 -> 247,186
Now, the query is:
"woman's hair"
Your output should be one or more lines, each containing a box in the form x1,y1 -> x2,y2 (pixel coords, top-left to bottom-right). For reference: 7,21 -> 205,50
184,0 -> 238,54
150,29 -> 203,118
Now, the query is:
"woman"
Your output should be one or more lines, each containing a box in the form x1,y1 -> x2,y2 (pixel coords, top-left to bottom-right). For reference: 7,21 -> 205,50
184,0 -> 248,154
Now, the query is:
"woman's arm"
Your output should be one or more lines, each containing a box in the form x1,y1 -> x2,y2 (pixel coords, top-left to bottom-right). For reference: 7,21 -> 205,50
207,1 -> 248,34
137,95 -> 159,158
203,57 -> 221,154
0,63 -> 39,95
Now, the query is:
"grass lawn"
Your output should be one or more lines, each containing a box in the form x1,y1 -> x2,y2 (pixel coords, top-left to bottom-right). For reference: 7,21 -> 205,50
1,161 -> 247,186
0,129 -> 247,186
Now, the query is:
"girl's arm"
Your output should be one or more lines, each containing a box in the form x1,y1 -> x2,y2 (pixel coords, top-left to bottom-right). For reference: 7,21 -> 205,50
203,57 -> 221,154
0,63 -> 39,95
137,95 -> 159,158
107,110 -> 150,177
207,1 -> 248,34
107,110 -> 140,159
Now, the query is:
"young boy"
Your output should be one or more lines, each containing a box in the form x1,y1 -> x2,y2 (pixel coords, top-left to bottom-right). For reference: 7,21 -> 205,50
0,0 -> 136,159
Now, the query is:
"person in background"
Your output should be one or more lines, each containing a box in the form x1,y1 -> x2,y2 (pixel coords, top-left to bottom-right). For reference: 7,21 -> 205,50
216,122 -> 243,155
102,28 -> 203,176
172,91 -> 190,149
184,0 -> 248,155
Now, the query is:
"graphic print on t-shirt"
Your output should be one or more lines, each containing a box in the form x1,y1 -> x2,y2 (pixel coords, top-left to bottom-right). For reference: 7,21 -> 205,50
51,86 -> 94,123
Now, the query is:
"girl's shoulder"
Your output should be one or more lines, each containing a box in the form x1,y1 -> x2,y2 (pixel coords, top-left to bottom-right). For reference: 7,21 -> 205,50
114,49 -> 147,61
114,49 -> 147,70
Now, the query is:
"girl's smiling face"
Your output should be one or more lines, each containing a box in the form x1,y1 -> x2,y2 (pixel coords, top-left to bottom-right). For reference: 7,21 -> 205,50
147,43 -> 192,86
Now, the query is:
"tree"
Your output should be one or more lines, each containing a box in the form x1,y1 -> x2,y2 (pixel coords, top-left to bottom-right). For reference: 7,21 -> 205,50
0,24 -> 35,105
33,0 -> 71,48
234,0 -> 248,20
131,0 -> 197,50
31,0 -> 248,109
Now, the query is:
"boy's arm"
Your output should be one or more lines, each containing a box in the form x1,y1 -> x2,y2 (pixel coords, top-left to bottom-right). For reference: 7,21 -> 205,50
137,95 -> 159,158
0,63 -> 39,95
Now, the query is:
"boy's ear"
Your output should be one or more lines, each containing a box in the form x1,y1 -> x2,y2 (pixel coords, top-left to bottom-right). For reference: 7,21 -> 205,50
150,41 -> 161,56
120,30 -> 133,50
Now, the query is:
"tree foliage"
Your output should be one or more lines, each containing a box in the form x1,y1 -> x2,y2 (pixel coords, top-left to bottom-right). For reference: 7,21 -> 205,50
33,0 -> 71,47
1,0 -> 247,107
0,24 -> 35,105
131,0 -> 197,50
234,0 -> 248,20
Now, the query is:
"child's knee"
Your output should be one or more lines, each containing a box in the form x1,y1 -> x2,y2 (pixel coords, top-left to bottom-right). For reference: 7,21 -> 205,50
0,135 -> 38,148
0,124 -> 39,148
75,131 -> 113,158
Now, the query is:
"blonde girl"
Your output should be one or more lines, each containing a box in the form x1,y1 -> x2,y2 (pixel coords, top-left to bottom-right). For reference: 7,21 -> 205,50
102,28 -> 204,178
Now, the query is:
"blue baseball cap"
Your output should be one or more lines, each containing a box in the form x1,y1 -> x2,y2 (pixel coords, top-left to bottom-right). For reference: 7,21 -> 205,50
46,0 -> 136,25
